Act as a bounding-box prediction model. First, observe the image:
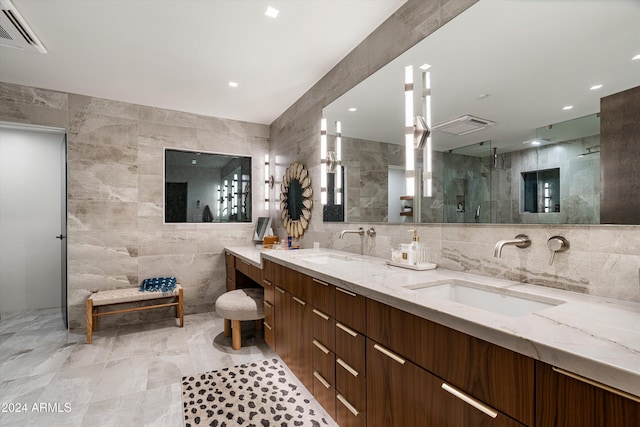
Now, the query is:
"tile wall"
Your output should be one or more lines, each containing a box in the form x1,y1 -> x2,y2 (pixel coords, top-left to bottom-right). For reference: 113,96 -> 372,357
0,82 -> 270,329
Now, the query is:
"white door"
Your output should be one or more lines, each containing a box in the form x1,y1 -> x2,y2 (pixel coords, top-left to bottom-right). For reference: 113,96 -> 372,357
0,125 -> 66,318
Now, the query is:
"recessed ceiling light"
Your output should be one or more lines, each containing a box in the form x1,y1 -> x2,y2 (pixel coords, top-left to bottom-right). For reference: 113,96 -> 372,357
562,105 -> 573,110
419,63 -> 431,70
228,81 -> 238,88
265,6 -> 279,18
632,54 -> 640,60
590,84 -> 603,90
348,107 -> 357,112
477,94 -> 490,100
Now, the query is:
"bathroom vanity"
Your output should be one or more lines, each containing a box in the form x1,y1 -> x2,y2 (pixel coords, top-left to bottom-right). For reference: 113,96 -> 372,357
224,247 -> 640,426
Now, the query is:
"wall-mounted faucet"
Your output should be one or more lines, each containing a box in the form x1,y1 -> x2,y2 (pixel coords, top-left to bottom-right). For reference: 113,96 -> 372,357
493,234 -> 531,258
547,235 -> 569,265
340,227 -> 365,239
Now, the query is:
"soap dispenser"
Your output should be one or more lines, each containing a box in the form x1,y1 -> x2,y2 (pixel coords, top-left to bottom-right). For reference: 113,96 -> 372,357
409,229 -> 429,266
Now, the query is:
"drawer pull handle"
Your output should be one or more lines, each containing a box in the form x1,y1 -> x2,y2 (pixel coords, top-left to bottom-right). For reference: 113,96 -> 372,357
312,309 -> 329,320
336,322 -> 358,337
292,296 -> 306,306
275,286 -> 286,294
313,340 -> 330,355
336,287 -> 357,297
441,383 -> 498,418
373,344 -> 406,365
313,278 -> 330,287
552,367 -> 640,403
264,301 -> 273,309
263,321 -> 272,330
337,394 -> 359,417
337,358 -> 359,378
313,371 -> 331,389
263,279 -> 273,286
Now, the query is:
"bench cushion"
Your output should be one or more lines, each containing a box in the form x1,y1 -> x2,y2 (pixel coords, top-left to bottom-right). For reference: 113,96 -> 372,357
89,284 -> 182,306
215,288 -> 264,321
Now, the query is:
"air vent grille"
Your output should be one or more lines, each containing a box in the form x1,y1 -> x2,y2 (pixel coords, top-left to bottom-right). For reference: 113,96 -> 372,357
0,0 -> 46,53
432,115 -> 495,136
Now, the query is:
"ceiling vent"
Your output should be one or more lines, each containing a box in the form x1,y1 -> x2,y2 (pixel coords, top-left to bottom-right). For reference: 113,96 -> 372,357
432,115 -> 495,136
0,0 -> 46,53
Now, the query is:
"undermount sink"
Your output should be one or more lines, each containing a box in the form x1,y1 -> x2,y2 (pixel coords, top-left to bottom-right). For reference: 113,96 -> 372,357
298,252 -> 362,265
404,280 -> 564,317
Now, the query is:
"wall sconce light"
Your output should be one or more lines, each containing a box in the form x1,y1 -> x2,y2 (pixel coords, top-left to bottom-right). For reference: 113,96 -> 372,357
264,153 -> 273,210
320,118 -> 328,204
421,68 -> 433,197
404,65 -> 415,197
335,120 -> 342,205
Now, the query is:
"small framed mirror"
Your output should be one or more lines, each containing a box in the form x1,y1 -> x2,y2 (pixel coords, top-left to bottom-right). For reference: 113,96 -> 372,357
164,149 -> 252,223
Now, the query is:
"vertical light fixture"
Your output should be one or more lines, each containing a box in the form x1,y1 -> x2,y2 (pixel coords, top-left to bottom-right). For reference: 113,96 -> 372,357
232,174 -> 238,215
320,118 -> 328,204
264,153 -> 270,210
335,120 -> 342,205
223,179 -> 229,216
404,65 -> 415,196
422,67 -> 433,197
217,185 -> 221,217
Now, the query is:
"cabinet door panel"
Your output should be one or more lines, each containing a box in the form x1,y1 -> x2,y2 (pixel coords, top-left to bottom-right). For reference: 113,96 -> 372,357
313,372 -> 336,420
274,286 -> 290,365
335,287 -> 366,333
311,277 -> 335,316
535,361 -> 640,427
290,295 -> 313,390
367,339 -> 525,427
367,299 -> 534,426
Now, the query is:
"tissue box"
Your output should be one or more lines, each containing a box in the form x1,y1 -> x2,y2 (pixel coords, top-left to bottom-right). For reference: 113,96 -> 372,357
263,236 -> 280,249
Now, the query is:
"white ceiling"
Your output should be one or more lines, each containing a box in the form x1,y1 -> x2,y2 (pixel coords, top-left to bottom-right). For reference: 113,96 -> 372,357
0,0 -> 406,125
323,0 -> 640,153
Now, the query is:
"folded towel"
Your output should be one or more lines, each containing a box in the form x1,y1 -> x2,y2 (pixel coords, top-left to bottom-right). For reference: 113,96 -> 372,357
140,277 -> 177,294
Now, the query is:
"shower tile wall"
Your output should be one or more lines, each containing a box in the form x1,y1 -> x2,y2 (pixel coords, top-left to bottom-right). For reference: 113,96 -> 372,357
0,82 -> 270,329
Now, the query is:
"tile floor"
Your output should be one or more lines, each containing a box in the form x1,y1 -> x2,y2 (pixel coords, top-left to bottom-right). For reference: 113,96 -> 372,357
0,308 -> 333,427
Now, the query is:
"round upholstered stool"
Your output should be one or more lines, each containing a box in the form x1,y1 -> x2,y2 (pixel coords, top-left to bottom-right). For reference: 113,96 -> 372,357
215,288 -> 264,350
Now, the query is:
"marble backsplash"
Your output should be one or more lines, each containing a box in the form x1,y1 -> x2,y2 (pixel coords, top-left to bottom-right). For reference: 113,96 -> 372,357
0,82 -> 270,329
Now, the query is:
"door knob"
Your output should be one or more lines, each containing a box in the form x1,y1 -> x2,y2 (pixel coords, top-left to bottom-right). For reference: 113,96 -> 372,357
56,234 -> 66,240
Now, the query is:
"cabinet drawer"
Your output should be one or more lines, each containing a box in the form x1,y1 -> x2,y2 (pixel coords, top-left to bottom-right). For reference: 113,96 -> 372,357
336,357 -> 366,412
226,276 -> 235,291
225,251 -> 235,271
311,277 -> 335,316
335,322 -> 365,375
335,287 -> 365,333
313,308 -> 335,352
312,339 -> 335,383
313,371 -> 336,420
262,276 -> 274,304
336,393 -> 366,427
367,299 -> 534,426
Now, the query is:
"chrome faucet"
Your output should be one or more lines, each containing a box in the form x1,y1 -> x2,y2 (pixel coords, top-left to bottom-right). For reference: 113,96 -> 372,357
340,227 -> 365,239
493,234 -> 531,258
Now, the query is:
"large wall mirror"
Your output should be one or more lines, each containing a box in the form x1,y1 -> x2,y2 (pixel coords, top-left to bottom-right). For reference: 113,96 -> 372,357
322,0 -> 640,225
165,149 -> 252,223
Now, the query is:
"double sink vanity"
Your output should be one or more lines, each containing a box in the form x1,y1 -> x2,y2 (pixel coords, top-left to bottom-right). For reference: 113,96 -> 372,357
225,246 -> 640,426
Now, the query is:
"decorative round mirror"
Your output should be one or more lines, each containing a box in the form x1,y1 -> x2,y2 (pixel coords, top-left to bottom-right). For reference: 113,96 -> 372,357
280,161 -> 312,238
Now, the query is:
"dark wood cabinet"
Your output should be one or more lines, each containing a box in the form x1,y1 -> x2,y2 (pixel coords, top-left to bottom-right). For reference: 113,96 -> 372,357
367,299 -> 534,426
367,339 -> 525,427
274,285 -> 290,365
224,251 -> 235,291
335,287 -> 366,333
535,361 -> 640,427
289,293 -> 313,390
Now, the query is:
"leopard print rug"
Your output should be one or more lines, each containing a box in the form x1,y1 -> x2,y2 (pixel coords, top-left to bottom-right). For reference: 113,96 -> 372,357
181,358 -> 333,426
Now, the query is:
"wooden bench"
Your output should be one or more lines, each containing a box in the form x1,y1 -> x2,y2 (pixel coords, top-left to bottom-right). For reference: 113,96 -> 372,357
85,284 -> 183,344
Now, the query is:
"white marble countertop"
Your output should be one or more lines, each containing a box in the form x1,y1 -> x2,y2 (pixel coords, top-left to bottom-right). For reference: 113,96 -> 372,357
225,246 -> 640,398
